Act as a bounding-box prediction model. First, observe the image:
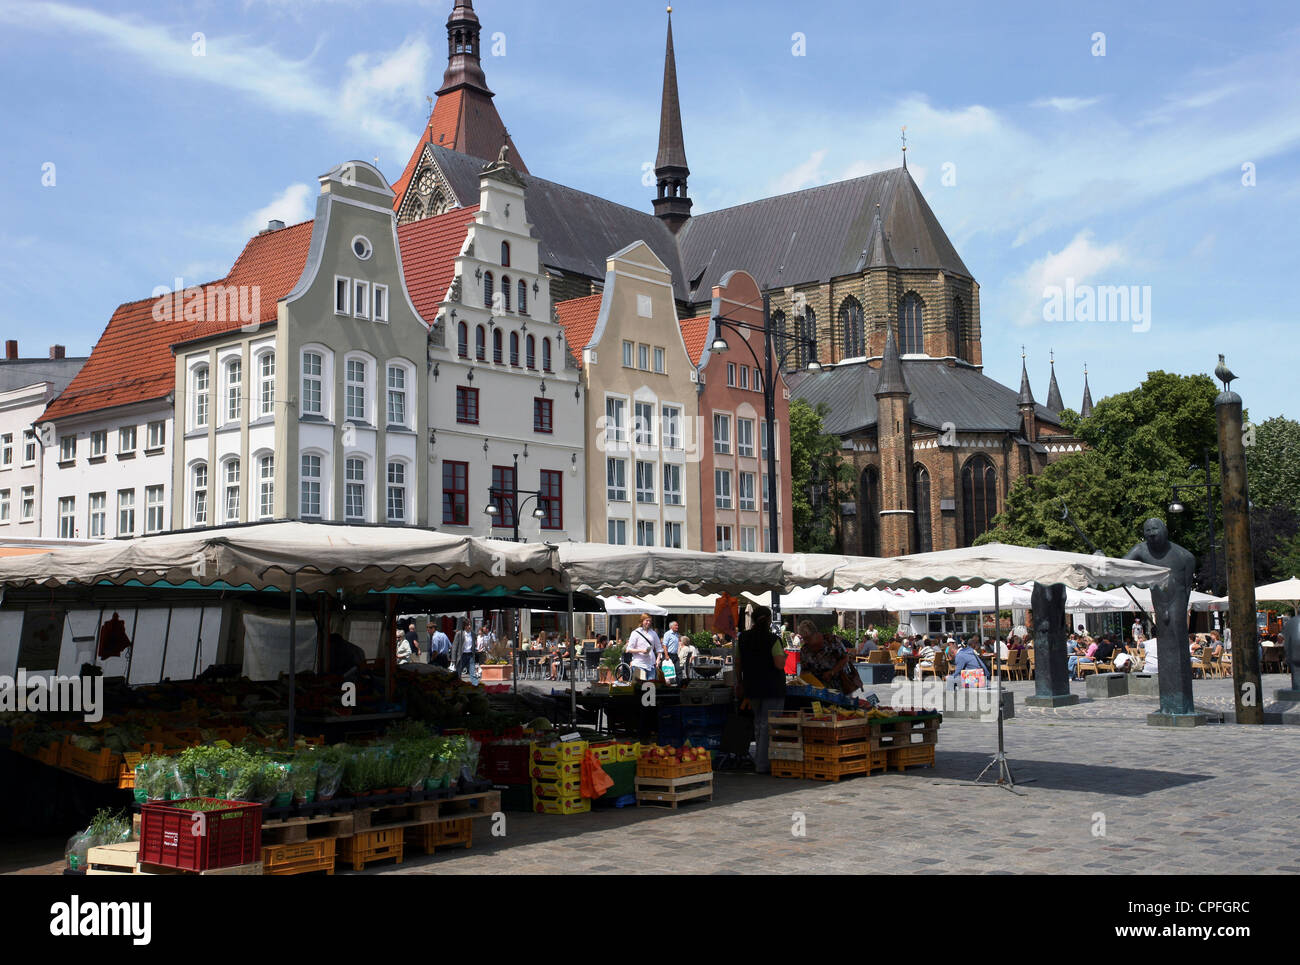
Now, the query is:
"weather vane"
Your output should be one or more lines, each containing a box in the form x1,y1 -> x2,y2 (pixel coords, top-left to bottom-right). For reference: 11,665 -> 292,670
901,126 -> 907,168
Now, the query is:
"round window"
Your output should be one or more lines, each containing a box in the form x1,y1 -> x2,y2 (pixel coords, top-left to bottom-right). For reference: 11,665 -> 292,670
352,235 -> 373,260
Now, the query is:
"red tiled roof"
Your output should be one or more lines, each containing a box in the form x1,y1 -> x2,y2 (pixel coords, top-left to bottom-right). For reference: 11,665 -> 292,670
397,205 -> 479,323
679,315 -> 711,366
553,294 -> 603,367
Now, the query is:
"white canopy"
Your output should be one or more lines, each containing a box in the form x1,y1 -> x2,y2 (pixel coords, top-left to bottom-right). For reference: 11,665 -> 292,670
554,542 -> 793,596
1253,577 -> 1300,603
599,594 -> 669,616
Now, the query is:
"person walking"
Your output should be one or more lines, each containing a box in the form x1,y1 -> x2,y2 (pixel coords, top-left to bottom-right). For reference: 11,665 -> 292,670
625,613 -> 660,683
470,624 -> 490,685
429,621 -> 452,669
454,619 -> 474,677
735,606 -> 786,774
662,620 -> 682,682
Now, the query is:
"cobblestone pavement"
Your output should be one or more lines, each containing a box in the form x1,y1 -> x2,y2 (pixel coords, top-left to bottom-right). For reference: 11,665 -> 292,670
375,675 -> 1300,875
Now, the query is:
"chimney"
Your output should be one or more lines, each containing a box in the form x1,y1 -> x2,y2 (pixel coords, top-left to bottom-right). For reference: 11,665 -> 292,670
4,340 -> 16,360
268,219 -> 285,232
50,344 -> 65,360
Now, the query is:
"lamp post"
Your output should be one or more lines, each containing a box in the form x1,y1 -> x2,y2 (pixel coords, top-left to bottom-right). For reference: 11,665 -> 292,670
483,451 -> 549,543
710,291 -> 823,630
1168,447 -> 1220,596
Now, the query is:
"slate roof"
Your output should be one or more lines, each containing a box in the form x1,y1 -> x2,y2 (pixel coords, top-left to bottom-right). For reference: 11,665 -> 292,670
0,358 -> 86,396
677,166 -> 970,303
787,358 -> 1062,435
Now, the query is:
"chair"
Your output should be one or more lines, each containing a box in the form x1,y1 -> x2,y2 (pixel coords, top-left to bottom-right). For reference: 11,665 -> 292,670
1027,649 -> 1036,680
1010,650 -> 1029,681
1094,652 -> 1115,674
867,649 -> 890,664
1076,658 -> 1098,679
891,651 -> 908,675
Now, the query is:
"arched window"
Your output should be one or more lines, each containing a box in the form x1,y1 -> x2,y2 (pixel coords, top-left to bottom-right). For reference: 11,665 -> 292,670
509,331 -> 520,366
475,324 -> 486,361
839,297 -> 864,360
952,296 -> 965,360
961,454 -> 998,546
457,322 -> 468,358
225,359 -> 241,423
502,276 -> 511,312
899,292 -> 924,355
492,328 -> 503,364
805,307 -> 818,365
501,241 -> 510,267
518,279 -> 528,316
860,466 -> 880,557
191,462 -> 208,527
526,334 -> 536,369
913,465 -> 932,553
542,338 -> 552,372
192,364 -> 209,429
772,311 -> 790,370
483,271 -> 494,310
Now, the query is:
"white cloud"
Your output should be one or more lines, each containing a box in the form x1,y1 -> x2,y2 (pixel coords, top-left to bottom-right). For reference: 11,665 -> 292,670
1031,96 -> 1101,112
243,183 -> 314,238
767,150 -> 828,195
1007,230 -> 1126,327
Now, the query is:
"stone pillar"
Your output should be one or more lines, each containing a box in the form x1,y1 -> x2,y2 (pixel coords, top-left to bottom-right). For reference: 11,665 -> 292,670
1024,582 -> 1079,707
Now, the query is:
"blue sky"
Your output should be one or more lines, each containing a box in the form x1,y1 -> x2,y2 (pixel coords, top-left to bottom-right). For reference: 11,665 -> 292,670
1,0 -> 1297,421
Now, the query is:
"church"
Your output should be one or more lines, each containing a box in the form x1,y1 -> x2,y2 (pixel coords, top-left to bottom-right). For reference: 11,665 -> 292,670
391,0 -> 1090,556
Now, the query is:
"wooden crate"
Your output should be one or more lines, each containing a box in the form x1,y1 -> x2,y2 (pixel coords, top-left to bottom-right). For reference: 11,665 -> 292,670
868,747 -> 889,774
60,739 -> 121,783
804,740 -> 869,761
405,818 -> 474,855
352,800 -> 442,832
804,756 -> 870,783
339,828 -> 404,871
801,717 -> 869,745
636,757 -> 712,780
261,811 -> 354,845
634,772 -> 714,809
770,760 -> 805,779
86,842 -> 142,876
263,838 -> 336,876
886,743 -> 936,772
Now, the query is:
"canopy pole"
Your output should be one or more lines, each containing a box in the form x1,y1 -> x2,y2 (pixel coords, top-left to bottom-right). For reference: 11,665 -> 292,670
288,572 -> 297,743
567,588 -> 576,728
971,583 -> 1027,792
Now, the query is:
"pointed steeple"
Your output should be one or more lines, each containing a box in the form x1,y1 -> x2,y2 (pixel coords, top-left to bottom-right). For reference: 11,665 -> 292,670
1017,348 -> 1035,406
866,208 -> 895,269
875,327 -> 909,397
652,6 -> 692,233
439,0 -> 489,95
1081,365 -> 1094,418
1045,350 -> 1063,412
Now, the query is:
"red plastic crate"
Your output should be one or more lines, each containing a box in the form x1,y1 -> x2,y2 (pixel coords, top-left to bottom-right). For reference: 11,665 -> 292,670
481,743 -> 531,785
139,799 -> 263,871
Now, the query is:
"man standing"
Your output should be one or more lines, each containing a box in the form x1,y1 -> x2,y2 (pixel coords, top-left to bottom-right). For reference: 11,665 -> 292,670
429,622 -> 452,669
455,618 -> 474,677
625,613 -> 660,683
1125,518 -> 1198,718
735,606 -> 786,774
662,620 -> 681,682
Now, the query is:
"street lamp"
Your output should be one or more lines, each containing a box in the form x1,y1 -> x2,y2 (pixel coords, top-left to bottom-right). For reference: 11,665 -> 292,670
1168,447 -> 1220,595
484,451 -> 551,543
710,290 -> 823,630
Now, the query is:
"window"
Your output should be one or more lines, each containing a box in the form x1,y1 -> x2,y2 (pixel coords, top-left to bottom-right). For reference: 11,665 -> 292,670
493,328 -> 503,364
914,465 -> 933,553
257,456 -> 274,519
634,402 -> 654,447
635,461 -> 656,503
191,464 -> 207,526
58,496 -> 75,538
502,276 -> 511,312
662,405 -> 681,449
147,421 -> 165,450
754,367 -> 762,390
794,307 -> 817,368
23,430 -> 36,464
59,435 -> 75,463
224,460 -> 240,522
90,430 -> 106,458
146,485 -> 165,532
386,364 -> 407,427
345,358 -> 367,422
258,352 -> 275,418
352,235 -> 372,260
638,344 -> 649,370
353,280 -> 369,319
386,462 -> 407,523
335,276 -> 350,314
715,524 -> 733,551
542,338 -> 552,372
713,414 -> 731,454
636,520 -> 655,547
345,458 -> 366,521
526,334 -> 536,369
715,469 -> 732,509
604,398 -> 626,445
952,296 -> 966,360
0,490 -> 8,523
1,433 -> 12,467
962,454 -> 998,547
539,469 -> 562,530
501,241 -> 511,267
475,324 -> 486,361
840,296 -> 865,359
518,279 -> 527,316
726,363 -> 736,387
373,284 -> 388,322
740,526 -> 758,553
490,464 -> 516,528
442,461 -> 468,525
664,521 -> 682,549
607,518 -> 627,545
760,420 -> 773,462
764,475 -> 774,510
458,322 -> 469,358
302,352 -> 323,415
606,458 -> 627,501
773,311 -> 790,370
22,486 -> 35,522
300,454 -> 321,517
455,386 -> 479,424
654,347 -> 665,374
193,364 -> 209,428
860,466 -> 880,556
737,418 -> 755,458
483,271 -> 494,310
224,359 -> 241,423
509,331 -> 520,366
622,340 -> 634,367
533,397 -> 553,433
739,366 -> 749,390
739,472 -> 756,511
663,463 -> 682,506
899,292 -> 924,355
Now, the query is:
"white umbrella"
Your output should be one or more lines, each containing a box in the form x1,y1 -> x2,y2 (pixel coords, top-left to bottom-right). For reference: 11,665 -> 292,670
599,594 -> 668,616
1253,577 -> 1300,603
639,587 -> 720,615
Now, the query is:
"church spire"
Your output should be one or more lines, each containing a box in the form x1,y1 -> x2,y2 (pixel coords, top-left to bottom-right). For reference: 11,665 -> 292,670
652,6 -> 692,232
875,326 -> 909,397
439,0 -> 489,95
1081,364 -> 1094,418
1017,347 -> 1035,406
1045,350 -> 1064,412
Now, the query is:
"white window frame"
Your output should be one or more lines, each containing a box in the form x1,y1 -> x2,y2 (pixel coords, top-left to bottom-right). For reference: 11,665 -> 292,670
716,524 -> 733,551
606,457 -> 627,502
344,354 -> 371,425
300,452 -> 323,518
661,405 -> 681,450
740,525 -> 758,553
58,496 -> 75,538
353,279 -> 370,319
22,430 -> 36,465
145,485 -> 165,533
739,471 -> 756,512
344,455 -> 368,522
636,519 -> 655,547
90,430 -> 106,459
607,518 -> 627,545
738,418 -> 755,458
146,421 -> 165,451
726,363 -> 736,387
386,459 -> 408,524
256,454 -> 275,520
1,433 -> 14,467
225,358 -> 242,424
373,284 -> 389,322
713,413 -> 731,454
386,362 -> 411,429
664,521 -> 682,549
192,363 -> 209,429
117,489 -> 135,535
604,396 -> 627,447
622,340 -> 634,367
715,469 -> 732,510
634,401 -> 655,449
119,426 -> 136,455
256,351 -> 276,419
638,343 -> 649,371
739,366 -> 749,390
21,486 -> 35,522
334,275 -> 351,315
663,463 -> 683,506
635,460 -> 656,504
301,350 -> 324,417
223,459 -> 240,523
59,435 -> 75,463
190,463 -> 208,527
0,489 -> 9,523
654,346 -> 666,374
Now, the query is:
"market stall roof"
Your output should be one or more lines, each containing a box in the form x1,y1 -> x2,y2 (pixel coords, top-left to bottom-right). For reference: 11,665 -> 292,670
599,594 -> 669,616
1252,577 -> 1300,603
829,543 -> 1170,592
553,542 -> 803,596
0,522 -> 559,595
639,587 -> 722,614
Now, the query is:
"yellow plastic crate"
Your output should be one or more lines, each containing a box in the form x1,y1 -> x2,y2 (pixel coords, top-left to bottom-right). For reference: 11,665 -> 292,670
531,776 -> 583,798
615,742 -> 640,762
530,741 -> 587,764
529,760 -> 581,781
532,796 -> 590,815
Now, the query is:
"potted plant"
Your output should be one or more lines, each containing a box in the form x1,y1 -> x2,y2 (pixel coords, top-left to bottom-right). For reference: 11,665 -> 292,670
480,659 -> 512,683
597,644 -> 625,683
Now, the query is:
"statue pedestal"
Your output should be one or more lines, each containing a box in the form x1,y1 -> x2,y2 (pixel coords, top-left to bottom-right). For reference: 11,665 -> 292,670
1025,693 -> 1079,708
1085,673 -> 1128,698
1147,711 -> 1208,728
1275,689 -> 1300,702
1129,673 -> 1158,697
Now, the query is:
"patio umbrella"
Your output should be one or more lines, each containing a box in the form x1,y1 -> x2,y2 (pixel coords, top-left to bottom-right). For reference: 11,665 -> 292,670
1253,577 -> 1300,604
599,595 -> 669,616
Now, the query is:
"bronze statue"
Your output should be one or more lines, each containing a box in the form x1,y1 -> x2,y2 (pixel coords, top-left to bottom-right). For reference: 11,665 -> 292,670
1030,581 -> 1073,703
1282,616 -> 1300,696
1124,518 -> 1197,716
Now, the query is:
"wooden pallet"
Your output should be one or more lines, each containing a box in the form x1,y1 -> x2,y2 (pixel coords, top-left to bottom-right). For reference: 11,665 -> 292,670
338,828 -> 404,871
140,860 -> 264,876
804,756 -> 871,783
261,811 -> 354,845
886,743 -> 936,771
634,773 -> 714,809
404,818 -> 474,856
770,760 -> 805,779
87,842 -> 265,875
263,838 -> 336,876
636,758 -> 713,780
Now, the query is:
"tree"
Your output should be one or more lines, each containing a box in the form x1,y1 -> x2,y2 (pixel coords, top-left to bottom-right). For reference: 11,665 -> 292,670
1271,529 -> 1300,581
1245,416 -> 1300,518
788,399 -> 854,553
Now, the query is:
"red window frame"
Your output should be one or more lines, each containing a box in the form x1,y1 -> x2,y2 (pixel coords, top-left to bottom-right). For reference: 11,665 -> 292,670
539,470 -> 563,530
491,464 -> 516,528
455,386 -> 479,424
442,460 -> 468,525
533,397 -> 553,434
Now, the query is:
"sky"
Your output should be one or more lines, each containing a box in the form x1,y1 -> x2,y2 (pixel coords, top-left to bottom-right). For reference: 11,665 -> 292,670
1,0 -> 1297,421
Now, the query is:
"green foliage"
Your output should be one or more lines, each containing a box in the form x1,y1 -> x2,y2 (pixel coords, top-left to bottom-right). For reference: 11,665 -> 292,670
1271,529 -> 1300,581
690,630 -> 715,651
789,398 -> 855,553
1246,416 -> 1300,518
599,644 -> 625,670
